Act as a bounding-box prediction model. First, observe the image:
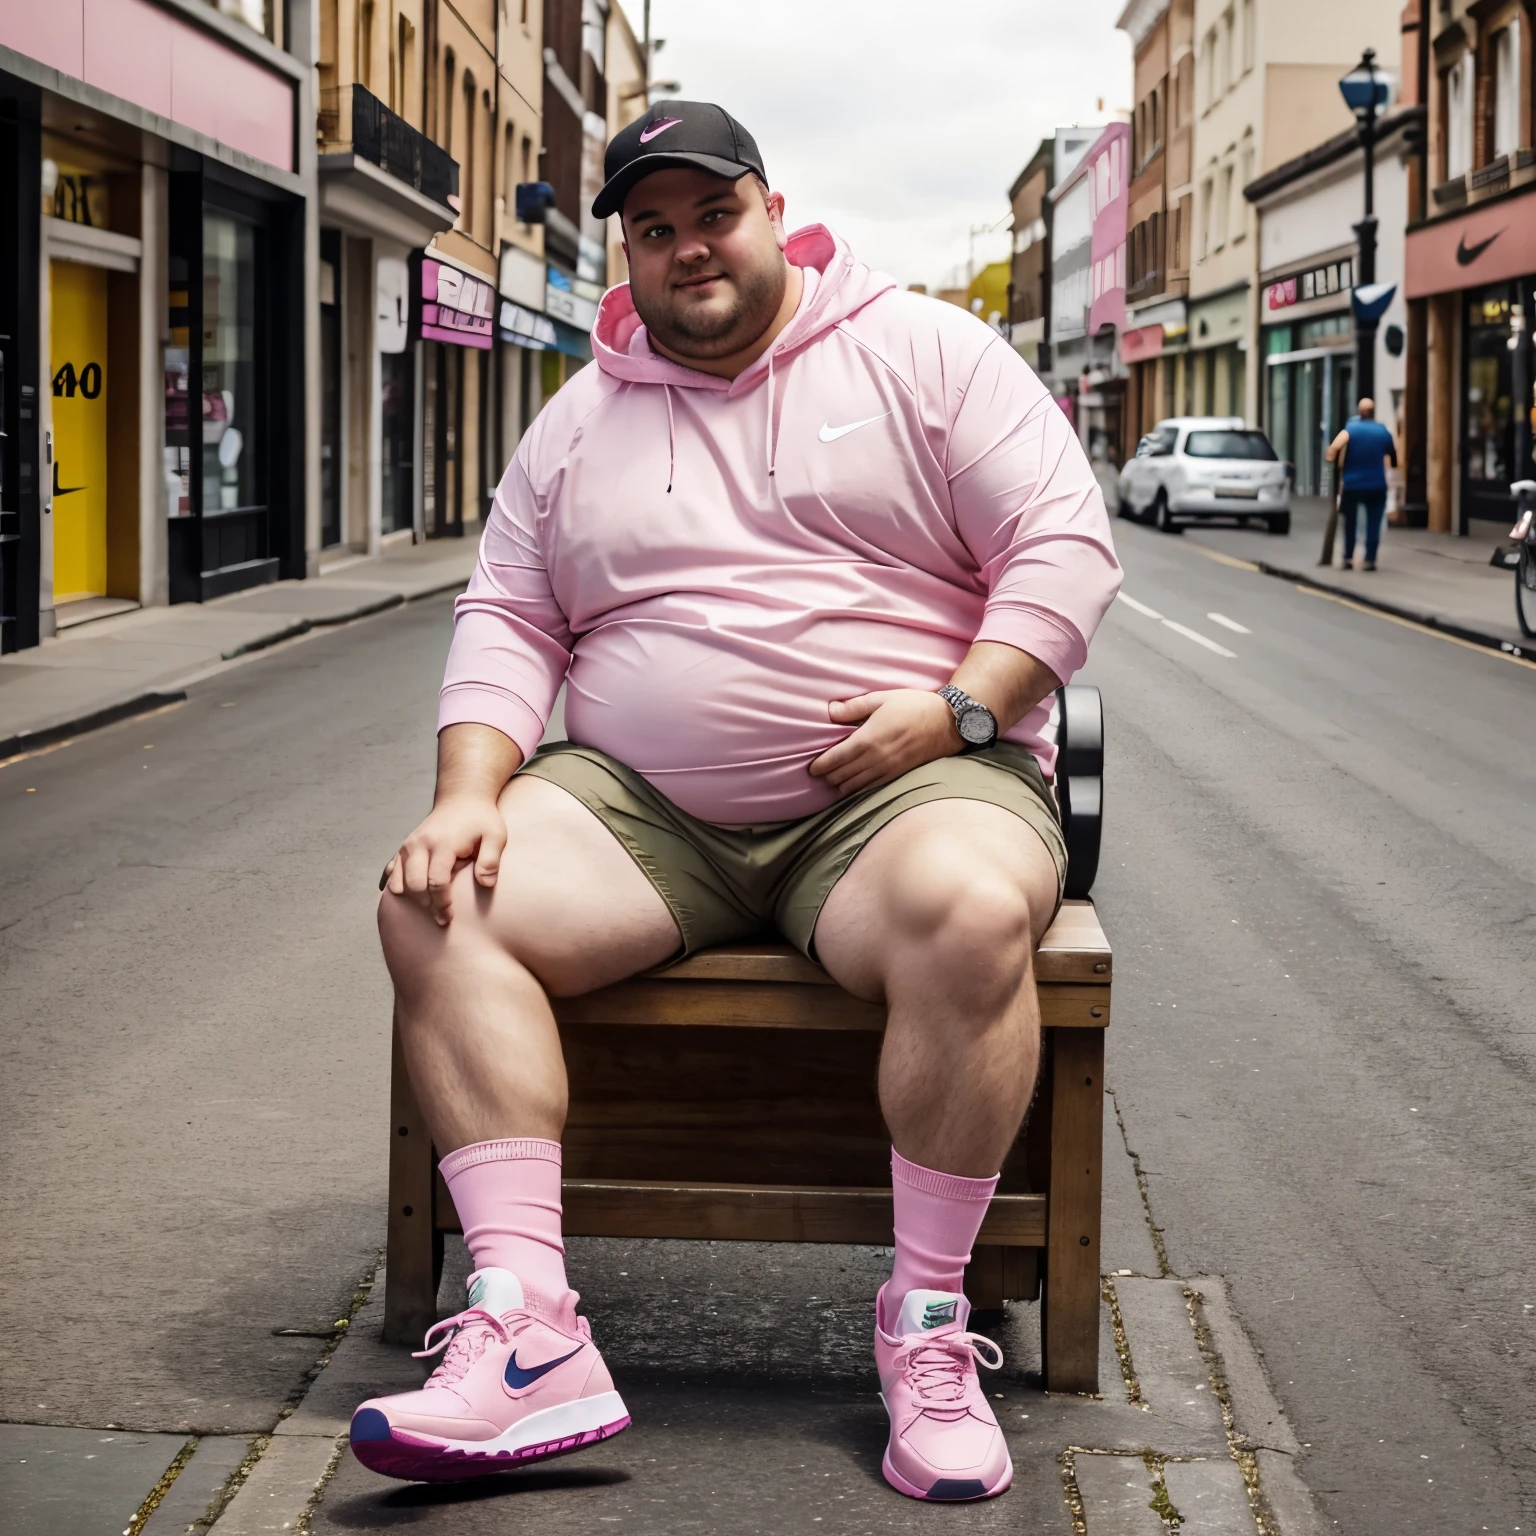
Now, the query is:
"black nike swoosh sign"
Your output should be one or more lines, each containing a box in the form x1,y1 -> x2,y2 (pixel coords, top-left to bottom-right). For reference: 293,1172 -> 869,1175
1456,229 -> 1503,266
52,463 -> 86,498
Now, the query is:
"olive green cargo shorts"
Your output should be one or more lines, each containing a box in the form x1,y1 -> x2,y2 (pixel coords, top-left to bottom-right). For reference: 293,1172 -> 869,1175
518,740 -> 1067,961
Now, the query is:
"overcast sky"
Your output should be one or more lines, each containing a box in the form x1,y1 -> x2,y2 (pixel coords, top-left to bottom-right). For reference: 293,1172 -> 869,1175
643,0 -> 1133,291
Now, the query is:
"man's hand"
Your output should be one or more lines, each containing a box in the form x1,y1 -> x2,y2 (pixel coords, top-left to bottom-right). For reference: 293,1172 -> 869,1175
808,690 -> 960,796
381,795 -> 507,926
380,722 -> 523,925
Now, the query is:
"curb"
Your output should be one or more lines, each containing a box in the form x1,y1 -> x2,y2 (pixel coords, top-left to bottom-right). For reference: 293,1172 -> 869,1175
217,594 -> 405,661
0,576 -> 469,765
1241,554 -> 1524,656
0,689 -> 188,765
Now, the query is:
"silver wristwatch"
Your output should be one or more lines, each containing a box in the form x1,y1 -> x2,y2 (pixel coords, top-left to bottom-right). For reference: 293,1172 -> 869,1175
937,684 -> 997,751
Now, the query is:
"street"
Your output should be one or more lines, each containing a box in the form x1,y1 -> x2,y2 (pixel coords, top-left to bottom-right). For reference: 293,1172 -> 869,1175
2,519 -> 1534,1534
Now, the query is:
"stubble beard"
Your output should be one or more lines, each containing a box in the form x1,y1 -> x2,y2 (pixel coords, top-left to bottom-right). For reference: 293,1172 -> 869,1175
636,258 -> 787,361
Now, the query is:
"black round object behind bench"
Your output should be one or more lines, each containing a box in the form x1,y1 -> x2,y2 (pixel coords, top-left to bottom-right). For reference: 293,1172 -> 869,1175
1055,684 -> 1103,900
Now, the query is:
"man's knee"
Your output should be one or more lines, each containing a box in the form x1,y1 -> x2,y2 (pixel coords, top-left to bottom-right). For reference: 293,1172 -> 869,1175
376,865 -> 501,990
884,851 -> 1037,1000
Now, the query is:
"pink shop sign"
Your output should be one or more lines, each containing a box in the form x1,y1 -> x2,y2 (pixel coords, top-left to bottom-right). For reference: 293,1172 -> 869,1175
420,258 -> 495,349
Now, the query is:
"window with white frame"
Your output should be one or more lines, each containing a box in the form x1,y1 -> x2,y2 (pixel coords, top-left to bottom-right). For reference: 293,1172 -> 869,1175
1494,21 -> 1521,160
1445,51 -> 1474,180
1217,164 -> 1233,248
1199,175 -> 1214,258
1241,0 -> 1254,74
1223,8 -> 1235,96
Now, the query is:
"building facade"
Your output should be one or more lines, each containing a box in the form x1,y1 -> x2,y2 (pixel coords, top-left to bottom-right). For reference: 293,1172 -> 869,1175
1247,112 -> 1414,498
1047,123 -> 1130,461
1119,0 -> 1195,442
1187,0 -> 1402,425
1,0 -> 319,648
1007,138 -> 1054,371
1406,0 -> 1535,533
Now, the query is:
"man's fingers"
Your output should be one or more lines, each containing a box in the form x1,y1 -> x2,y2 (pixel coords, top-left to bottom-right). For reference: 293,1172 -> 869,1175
475,821 -> 506,886
400,842 -> 432,905
809,731 -> 867,778
828,691 -> 890,723
426,845 -> 458,925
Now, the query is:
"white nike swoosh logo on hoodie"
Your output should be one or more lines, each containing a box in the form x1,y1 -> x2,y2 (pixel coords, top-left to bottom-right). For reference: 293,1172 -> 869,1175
818,412 -> 891,443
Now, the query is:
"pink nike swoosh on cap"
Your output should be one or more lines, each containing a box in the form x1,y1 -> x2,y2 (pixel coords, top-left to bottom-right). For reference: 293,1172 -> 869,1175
638,119 -> 683,143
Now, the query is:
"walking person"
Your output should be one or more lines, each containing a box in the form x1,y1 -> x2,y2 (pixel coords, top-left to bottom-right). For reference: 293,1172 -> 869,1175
350,101 -> 1121,1504
1325,399 -> 1397,571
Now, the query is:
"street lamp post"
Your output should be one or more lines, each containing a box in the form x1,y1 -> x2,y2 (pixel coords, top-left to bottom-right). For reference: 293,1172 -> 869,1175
1339,51 -> 1390,406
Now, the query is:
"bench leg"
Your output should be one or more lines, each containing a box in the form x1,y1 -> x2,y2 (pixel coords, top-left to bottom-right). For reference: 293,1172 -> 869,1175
383,1011 -> 439,1346
966,1245 -> 1040,1311
1041,1029 -> 1103,1393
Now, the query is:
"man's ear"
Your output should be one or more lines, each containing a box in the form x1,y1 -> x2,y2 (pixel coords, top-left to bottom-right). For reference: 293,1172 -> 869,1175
764,188 -> 789,252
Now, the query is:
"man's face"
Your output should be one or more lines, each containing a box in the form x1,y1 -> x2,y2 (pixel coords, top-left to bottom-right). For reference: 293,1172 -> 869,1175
621,167 -> 790,359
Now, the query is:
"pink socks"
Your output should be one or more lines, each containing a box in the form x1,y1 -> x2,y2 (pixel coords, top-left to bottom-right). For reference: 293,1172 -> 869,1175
439,1138 -> 570,1312
886,1147 -> 999,1322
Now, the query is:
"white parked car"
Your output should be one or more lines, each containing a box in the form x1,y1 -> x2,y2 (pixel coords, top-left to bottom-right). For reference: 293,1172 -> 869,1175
1116,416 -> 1291,535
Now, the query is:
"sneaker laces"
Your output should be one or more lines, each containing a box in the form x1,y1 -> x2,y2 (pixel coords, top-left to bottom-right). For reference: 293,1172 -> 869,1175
904,1331 -> 1004,1404
412,1306 -> 515,1387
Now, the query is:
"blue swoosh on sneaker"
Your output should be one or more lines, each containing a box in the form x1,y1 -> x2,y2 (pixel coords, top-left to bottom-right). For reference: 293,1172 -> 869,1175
504,1344 -> 584,1391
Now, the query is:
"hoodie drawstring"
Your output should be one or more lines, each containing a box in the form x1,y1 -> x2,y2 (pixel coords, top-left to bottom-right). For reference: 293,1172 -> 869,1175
765,349 -> 778,480
663,384 -> 676,494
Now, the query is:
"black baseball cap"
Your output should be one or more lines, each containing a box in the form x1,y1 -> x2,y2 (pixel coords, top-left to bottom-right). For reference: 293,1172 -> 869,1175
592,100 -> 766,220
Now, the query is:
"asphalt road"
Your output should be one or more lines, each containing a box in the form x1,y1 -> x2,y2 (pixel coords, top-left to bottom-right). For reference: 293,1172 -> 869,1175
1088,516 -> 1536,1533
2,519 -> 1533,1533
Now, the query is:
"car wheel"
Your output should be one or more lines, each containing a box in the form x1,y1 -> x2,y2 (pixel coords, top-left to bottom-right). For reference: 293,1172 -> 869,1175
1266,513 -> 1291,536
1154,492 -> 1181,534
1117,493 -> 1134,520
1517,546 -> 1536,638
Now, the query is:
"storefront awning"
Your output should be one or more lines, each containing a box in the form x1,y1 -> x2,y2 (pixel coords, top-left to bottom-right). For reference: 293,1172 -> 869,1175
416,255 -> 494,348
1406,190 -> 1536,299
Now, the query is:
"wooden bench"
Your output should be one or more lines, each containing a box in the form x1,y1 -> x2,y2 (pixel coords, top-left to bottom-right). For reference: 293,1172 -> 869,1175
382,686 -> 1110,1393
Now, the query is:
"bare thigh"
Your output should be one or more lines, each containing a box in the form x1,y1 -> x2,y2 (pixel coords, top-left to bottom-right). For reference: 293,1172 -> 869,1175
812,799 -> 1061,1001
388,773 -> 681,997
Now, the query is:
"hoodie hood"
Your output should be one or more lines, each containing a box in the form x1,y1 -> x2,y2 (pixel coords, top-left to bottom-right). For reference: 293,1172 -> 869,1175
591,224 -> 897,395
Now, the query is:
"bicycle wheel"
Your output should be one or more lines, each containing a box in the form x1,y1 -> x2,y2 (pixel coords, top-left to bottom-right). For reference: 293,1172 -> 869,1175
1517,545 -> 1536,638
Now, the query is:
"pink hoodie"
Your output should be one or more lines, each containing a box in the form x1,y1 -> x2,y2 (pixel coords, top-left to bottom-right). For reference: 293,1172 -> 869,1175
440,226 -> 1122,825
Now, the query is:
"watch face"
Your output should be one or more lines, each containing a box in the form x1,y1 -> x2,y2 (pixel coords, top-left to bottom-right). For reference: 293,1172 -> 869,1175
958,707 -> 994,745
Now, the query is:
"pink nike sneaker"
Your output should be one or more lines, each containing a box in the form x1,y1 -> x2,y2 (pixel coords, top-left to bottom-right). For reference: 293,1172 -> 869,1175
350,1268 -> 629,1481
874,1285 -> 1012,1501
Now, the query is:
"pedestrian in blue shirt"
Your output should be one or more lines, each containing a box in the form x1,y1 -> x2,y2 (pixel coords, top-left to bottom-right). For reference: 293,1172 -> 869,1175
1325,399 -> 1397,571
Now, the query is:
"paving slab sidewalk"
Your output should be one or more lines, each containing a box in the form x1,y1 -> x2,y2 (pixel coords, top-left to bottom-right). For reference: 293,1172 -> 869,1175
0,537 -> 482,760
1178,493 -> 1527,652
191,1094 -> 1318,1536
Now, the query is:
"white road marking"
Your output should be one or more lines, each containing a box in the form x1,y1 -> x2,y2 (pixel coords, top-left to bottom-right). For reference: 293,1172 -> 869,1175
1207,612 -> 1251,634
1161,620 -> 1236,657
1117,592 -> 1164,620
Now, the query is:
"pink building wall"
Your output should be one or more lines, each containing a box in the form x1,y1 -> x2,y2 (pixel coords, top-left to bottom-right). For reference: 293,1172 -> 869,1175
1,0 -> 293,171
1085,123 -> 1128,338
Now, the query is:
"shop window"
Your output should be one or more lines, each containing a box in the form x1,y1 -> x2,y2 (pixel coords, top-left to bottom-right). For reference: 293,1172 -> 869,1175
380,350 -> 415,536
1493,23 -> 1520,160
1466,288 -> 1513,490
202,211 -> 259,515
1444,53 -> 1473,179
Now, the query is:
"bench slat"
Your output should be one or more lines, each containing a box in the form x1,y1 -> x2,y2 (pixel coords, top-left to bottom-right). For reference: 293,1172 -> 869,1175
643,899 -> 1112,987
553,982 -> 1107,1031
434,1178 -> 1046,1247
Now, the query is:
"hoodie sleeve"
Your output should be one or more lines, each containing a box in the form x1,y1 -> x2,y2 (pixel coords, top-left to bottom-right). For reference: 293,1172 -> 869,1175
437,452 -> 574,759
946,339 -> 1123,683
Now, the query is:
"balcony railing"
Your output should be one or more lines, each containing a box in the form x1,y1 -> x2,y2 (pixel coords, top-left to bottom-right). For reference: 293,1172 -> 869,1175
1468,155 -> 1509,203
319,84 -> 459,211
1431,173 -> 1467,211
